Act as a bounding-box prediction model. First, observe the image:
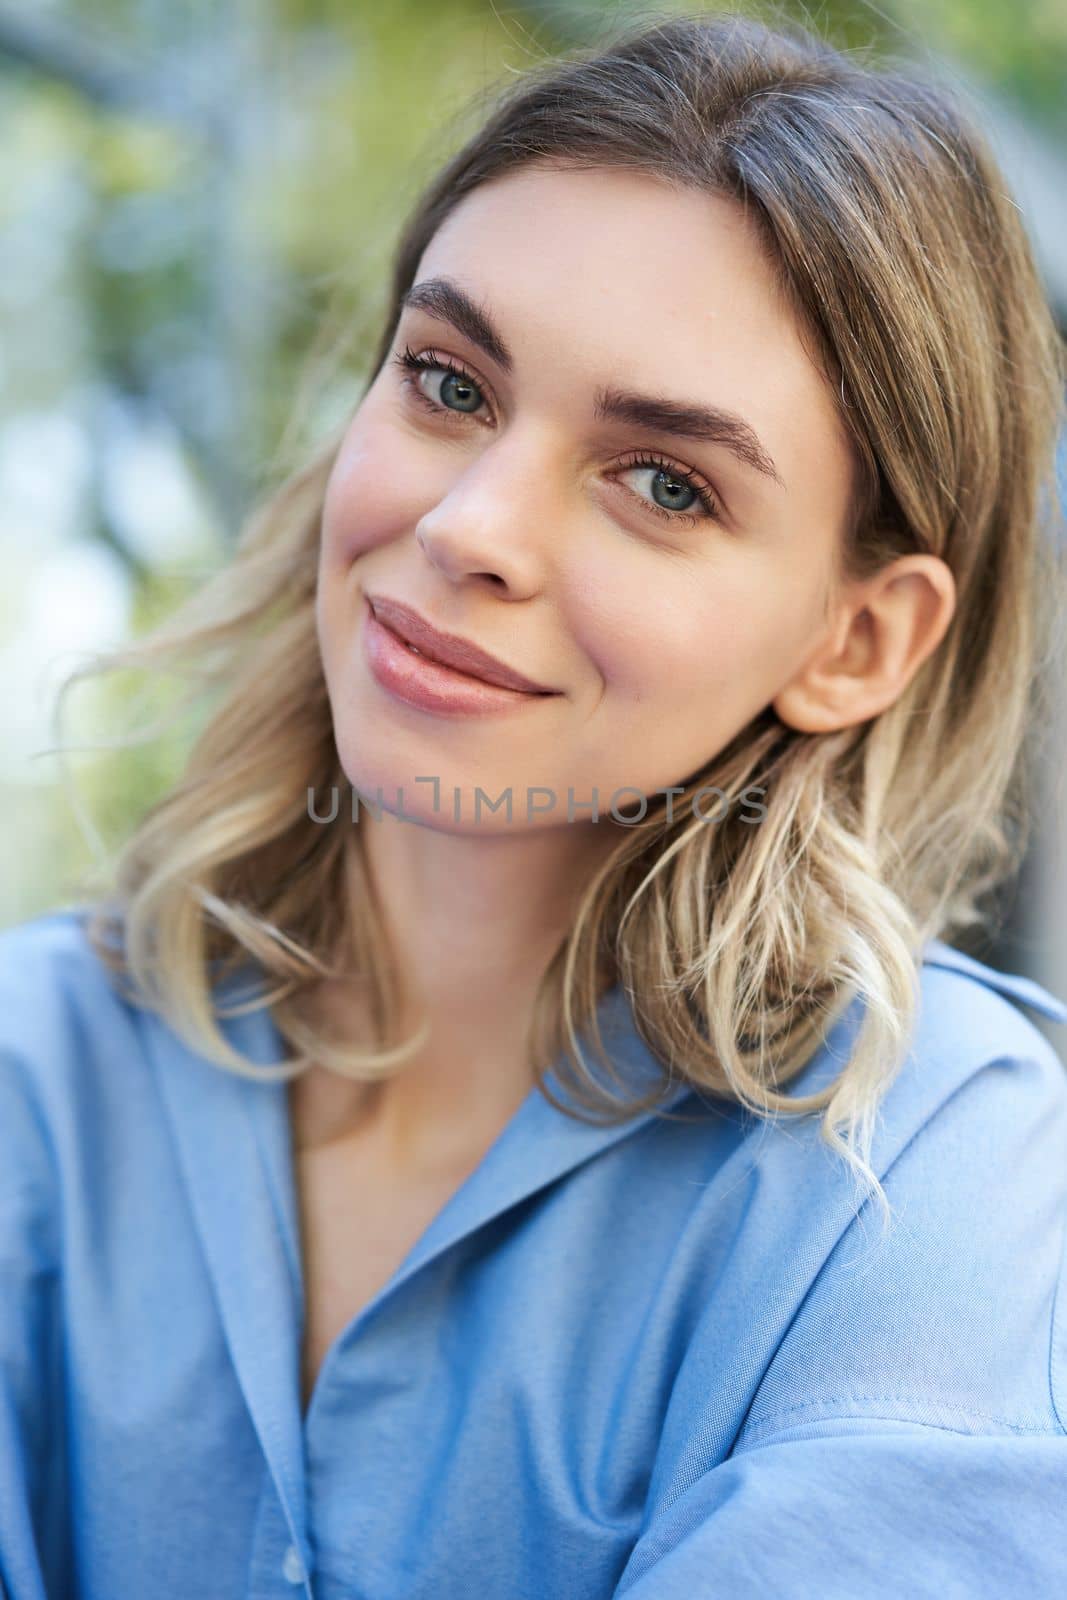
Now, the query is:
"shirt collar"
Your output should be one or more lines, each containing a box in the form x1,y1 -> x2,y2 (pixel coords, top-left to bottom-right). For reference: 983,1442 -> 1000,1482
142,975 -> 702,1551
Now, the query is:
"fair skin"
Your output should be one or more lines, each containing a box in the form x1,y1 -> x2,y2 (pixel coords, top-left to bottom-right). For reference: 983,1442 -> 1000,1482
295,163 -> 956,1399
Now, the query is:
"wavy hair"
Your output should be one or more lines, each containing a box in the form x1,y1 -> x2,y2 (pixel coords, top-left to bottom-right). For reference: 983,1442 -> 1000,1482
61,10 -> 1066,1231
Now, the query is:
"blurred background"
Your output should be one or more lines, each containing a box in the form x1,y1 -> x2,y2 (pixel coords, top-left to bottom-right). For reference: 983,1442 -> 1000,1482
1,0 -> 1064,1031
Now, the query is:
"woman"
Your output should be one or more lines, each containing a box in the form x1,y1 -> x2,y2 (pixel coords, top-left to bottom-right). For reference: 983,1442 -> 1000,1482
2,11 -> 1066,1597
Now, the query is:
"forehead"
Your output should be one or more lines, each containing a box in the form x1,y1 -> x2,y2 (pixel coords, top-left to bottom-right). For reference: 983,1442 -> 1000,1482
414,163 -> 850,483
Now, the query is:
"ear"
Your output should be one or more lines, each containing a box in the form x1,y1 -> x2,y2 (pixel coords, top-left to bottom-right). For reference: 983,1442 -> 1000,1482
773,554 -> 957,734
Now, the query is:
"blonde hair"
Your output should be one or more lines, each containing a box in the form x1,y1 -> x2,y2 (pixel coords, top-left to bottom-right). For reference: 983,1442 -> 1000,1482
61,11 -> 1066,1232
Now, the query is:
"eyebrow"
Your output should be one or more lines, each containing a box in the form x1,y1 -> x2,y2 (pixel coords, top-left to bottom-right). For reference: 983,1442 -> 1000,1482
399,276 -> 786,489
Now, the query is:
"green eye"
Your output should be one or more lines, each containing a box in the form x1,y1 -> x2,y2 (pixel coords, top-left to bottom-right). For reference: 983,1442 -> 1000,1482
437,370 -> 482,414
616,452 -> 722,523
647,468 -> 699,513
393,347 -> 487,418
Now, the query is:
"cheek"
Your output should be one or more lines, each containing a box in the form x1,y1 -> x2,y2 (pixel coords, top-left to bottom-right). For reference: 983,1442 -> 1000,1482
583,559 -> 822,710
560,556 -> 720,689
572,570 -> 750,694
321,417 -> 430,568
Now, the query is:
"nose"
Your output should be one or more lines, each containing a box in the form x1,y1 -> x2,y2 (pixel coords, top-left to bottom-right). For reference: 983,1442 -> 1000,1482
414,427 -> 558,597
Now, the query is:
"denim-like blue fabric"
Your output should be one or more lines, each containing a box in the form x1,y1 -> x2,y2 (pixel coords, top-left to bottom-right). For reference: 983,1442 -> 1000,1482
1,907 -> 1066,1598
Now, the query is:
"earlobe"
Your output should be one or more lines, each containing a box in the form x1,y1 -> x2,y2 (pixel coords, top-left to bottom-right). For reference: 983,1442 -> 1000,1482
772,592 -> 875,734
772,555 -> 957,735
773,679 -> 866,734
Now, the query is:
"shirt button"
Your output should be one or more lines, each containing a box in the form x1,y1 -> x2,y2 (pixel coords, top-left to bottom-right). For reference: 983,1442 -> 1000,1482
282,1544 -> 305,1585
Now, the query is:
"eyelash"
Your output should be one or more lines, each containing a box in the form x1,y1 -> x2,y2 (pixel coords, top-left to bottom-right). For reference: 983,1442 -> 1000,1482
390,344 -> 723,527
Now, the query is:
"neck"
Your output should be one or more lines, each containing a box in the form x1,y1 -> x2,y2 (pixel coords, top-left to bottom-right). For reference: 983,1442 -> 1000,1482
291,807 -> 623,1165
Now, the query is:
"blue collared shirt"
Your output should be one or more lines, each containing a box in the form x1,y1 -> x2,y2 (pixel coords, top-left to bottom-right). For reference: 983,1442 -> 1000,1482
2,906 -> 1067,1598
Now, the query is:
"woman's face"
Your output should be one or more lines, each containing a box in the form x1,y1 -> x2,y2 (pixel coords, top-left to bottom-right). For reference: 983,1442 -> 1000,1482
317,163 -> 856,834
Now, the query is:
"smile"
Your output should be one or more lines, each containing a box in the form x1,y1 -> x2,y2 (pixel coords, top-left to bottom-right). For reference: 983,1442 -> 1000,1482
362,598 -> 561,718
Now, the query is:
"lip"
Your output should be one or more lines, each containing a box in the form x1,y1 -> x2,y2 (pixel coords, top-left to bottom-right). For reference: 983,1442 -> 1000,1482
364,593 -> 557,694
362,598 -> 561,718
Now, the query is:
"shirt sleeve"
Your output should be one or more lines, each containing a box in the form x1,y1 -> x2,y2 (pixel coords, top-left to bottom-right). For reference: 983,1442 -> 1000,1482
0,1050 -> 69,1599
610,1418 -> 1067,1597
614,1044 -> 1067,1597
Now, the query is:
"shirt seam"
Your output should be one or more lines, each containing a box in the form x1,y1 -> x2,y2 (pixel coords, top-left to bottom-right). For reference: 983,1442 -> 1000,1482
736,1392 -> 1065,1447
